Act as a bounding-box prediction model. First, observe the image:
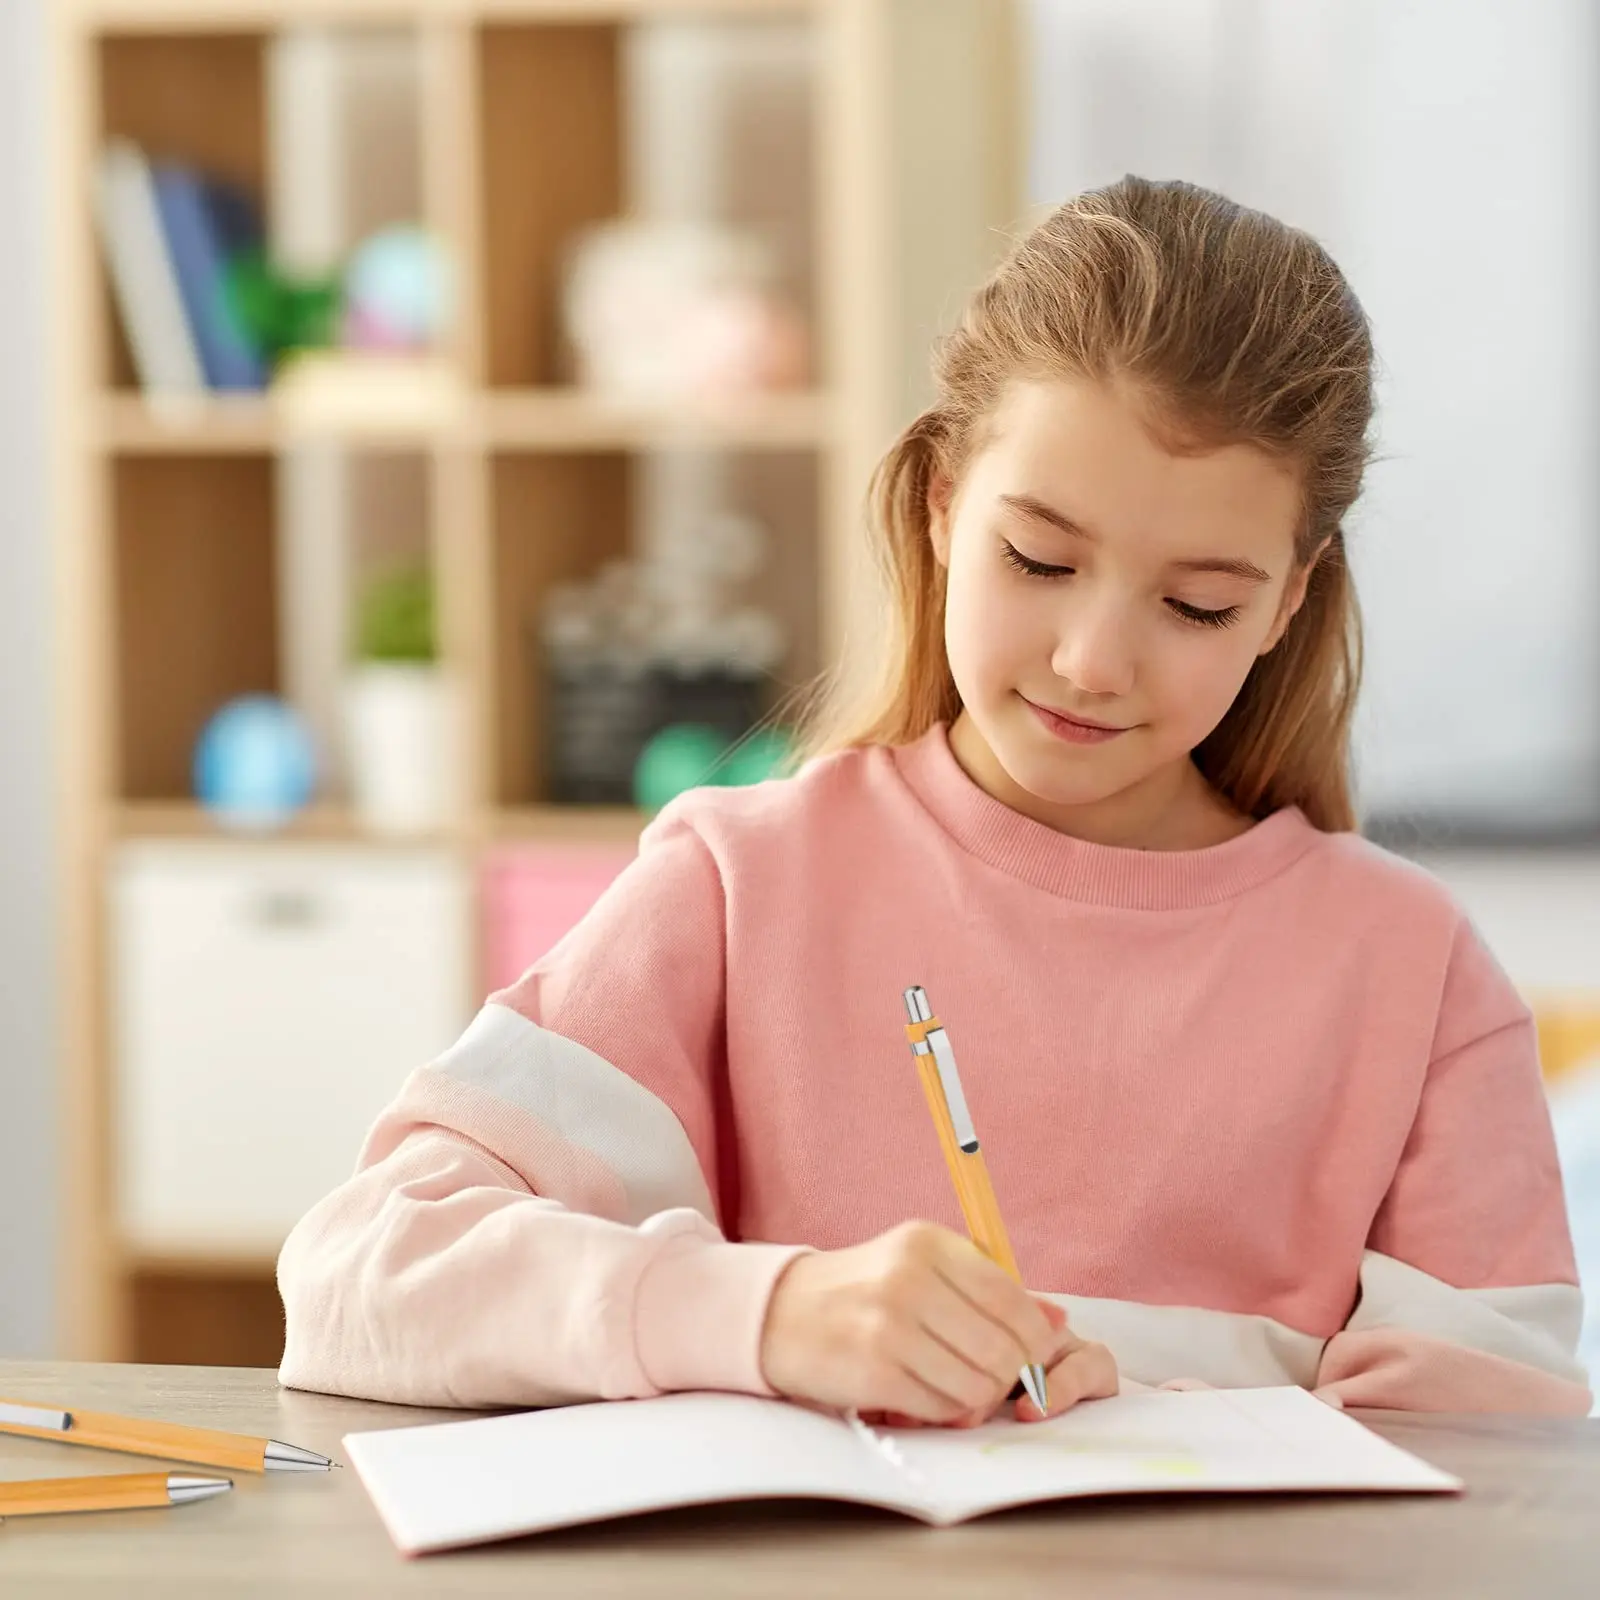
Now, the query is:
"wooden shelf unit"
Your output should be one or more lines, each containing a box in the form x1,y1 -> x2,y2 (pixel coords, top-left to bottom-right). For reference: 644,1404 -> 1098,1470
71,0 -> 821,33
99,388 -> 832,453
51,0 -> 1021,1361
111,799 -> 646,847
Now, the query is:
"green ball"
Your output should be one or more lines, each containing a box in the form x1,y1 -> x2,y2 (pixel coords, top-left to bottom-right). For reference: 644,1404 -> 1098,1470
633,724 -> 728,813
718,727 -> 792,788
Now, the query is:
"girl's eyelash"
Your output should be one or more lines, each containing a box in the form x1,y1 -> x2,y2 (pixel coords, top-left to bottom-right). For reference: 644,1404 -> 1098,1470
1000,540 -> 1242,629
1167,599 -> 1243,629
1001,540 -> 1072,578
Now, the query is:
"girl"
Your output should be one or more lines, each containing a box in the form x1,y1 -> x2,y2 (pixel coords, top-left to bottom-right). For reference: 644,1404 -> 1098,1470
279,178 -> 1590,1423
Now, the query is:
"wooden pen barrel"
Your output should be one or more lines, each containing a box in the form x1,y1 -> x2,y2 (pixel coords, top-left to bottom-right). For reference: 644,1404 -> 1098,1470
957,1148 -> 1025,1283
0,1472 -> 173,1517
0,1399 -> 265,1473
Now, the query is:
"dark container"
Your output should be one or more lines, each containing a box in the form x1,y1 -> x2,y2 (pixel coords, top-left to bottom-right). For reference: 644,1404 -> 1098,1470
544,655 -> 769,804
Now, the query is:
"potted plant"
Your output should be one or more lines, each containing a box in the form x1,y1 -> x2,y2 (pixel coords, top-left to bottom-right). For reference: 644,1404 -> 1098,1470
346,562 -> 456,835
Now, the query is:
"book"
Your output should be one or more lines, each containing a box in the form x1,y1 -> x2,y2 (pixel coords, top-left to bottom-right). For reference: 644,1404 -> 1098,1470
343,1386 -> 1462,1556
149,164 -> 269,391
93,140 -> 206,400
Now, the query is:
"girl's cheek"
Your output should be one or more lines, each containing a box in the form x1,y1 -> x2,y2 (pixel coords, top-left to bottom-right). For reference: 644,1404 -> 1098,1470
1178,642 -> 1260,730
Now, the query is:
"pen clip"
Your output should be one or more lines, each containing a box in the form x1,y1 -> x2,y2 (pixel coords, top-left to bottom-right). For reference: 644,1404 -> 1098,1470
905,985 -> 980,1154
925,1026 -> 979,1153
0,1402 -> 72,1433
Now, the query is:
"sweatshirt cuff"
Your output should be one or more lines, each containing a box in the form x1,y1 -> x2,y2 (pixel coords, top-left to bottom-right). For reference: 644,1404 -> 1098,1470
633,1238 -> 811,1396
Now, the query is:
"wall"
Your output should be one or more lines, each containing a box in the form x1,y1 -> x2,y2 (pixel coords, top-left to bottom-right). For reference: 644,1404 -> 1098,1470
1026,0 -> 1600,835
0,0 -> 56,1356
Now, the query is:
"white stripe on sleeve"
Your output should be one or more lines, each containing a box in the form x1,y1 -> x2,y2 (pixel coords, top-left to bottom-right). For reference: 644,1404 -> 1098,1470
433,1004 -> 716,1227
1345,1250 -> 1588,1384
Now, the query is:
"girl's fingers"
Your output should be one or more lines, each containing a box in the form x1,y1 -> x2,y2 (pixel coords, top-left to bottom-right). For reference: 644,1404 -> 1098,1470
900,1320 -> 1016,1417
917,1295 -> 1085,1429
1016,1340 -> 1120,1421
915,1287 -> 1048,1408
1033,1296 -> 1093,1366
932,1244 -> 1061,1369
878,1360 -> 980,1425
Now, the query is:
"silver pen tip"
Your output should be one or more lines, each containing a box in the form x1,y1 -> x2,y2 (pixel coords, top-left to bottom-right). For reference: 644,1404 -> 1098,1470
1021,1364 -> 1049,1415
168,1475 -> 233,1505
264,1439 -> 333,1471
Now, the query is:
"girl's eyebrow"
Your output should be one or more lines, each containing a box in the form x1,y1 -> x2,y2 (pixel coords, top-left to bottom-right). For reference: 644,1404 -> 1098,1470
998,493 -> 1273,585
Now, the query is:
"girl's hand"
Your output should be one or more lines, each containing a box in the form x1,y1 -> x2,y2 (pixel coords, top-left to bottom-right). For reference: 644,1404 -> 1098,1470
862,1301 -> 1120,1430
1012,1301 -> 1119,1422
758,1220 -> 1064,1425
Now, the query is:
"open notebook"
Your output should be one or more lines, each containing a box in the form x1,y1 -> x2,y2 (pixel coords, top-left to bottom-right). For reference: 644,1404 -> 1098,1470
344,1386 -> 1462,1555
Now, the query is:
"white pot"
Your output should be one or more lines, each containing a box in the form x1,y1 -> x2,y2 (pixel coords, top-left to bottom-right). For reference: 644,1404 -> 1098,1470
345,664 -> 458,836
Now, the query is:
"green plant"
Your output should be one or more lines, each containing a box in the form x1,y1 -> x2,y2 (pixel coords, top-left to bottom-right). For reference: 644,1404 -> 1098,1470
227,249 -> 343,362
355,563 -> 436,664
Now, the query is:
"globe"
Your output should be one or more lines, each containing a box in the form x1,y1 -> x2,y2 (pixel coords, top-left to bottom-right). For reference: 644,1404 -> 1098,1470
344,226 -> 454,351
193,695 -> 317,831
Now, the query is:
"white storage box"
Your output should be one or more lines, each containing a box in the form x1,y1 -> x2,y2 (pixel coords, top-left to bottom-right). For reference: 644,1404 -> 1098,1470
110,842 -> 472,1257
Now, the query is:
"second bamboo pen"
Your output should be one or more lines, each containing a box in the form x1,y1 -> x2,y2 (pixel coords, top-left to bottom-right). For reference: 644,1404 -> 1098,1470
0,1399 -> 330,1474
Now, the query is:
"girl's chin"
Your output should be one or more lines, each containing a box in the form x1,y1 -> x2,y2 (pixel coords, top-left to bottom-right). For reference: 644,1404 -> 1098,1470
990,745 -> 1132,810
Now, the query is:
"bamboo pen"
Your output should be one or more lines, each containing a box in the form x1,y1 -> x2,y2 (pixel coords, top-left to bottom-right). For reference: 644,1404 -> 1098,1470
0,1472 -> 231,1519
0,1400 -> 330,1474
903,985 -> 1049,1414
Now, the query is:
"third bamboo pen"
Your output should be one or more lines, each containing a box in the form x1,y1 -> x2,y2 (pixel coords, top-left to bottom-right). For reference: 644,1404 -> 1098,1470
0,1472 -> 231,1520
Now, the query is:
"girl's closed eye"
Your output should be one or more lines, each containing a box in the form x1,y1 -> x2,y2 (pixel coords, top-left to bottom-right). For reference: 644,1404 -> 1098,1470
1001,539 -> 1244,629
1001,538 -> 1073,579
1168,598 -> 1243,629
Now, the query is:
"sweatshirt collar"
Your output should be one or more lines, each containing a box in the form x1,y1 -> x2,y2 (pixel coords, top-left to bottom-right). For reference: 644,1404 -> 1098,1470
891,724 -> 1319,909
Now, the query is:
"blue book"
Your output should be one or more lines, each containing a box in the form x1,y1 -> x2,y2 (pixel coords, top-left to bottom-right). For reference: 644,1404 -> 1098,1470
150,165 -> 268,391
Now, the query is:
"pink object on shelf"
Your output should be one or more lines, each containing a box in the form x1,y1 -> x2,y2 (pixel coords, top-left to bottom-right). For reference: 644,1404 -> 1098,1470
482,846 -> 635,994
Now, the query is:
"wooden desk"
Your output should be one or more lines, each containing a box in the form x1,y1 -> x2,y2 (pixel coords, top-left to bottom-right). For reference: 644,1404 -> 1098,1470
0,1362 -> 1595,1599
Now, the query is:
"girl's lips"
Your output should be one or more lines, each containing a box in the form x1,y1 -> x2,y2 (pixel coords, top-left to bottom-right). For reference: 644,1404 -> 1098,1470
1023,697 -> 1133,745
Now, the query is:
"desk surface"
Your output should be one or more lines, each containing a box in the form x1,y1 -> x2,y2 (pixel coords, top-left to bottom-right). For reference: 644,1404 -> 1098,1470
0,1362 -> 1596,1599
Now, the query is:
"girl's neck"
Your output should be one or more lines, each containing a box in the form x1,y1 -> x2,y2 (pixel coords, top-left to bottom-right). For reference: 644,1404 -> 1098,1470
946,710 -> 1254,852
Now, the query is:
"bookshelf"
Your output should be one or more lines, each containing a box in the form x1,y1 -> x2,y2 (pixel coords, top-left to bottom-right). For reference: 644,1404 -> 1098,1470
99,390 -> 832,453
50,0 -> 1022,1361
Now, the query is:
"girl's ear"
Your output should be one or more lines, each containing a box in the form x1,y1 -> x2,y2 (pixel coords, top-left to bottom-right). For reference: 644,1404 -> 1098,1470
928,471 -> 954,568
1260,536 -> 1332,655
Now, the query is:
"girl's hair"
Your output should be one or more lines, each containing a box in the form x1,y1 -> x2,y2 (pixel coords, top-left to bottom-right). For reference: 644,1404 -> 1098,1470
796,176 -> 1374,832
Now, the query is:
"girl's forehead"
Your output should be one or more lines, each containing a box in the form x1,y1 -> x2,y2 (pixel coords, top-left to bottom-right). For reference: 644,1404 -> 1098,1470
976,377 -> 1302,553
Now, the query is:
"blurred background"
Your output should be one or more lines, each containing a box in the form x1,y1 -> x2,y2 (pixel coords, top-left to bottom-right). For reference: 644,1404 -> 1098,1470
0,0 -> 1596,1393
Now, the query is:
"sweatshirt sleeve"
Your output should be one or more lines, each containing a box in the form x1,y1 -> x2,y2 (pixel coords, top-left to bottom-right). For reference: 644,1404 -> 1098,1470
1313,918 -> 1592,1415
276,802 -> 806,1409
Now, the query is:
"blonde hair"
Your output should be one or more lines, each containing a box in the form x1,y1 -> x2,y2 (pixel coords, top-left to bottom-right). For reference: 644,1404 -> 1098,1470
798,176 -> 1374,832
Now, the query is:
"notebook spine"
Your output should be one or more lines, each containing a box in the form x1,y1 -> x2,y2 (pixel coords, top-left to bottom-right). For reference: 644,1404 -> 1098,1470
842,1410 -> 932,1492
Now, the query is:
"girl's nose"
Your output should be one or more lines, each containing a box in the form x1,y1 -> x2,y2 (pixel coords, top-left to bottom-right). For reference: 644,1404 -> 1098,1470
1050,600 -> 1136,699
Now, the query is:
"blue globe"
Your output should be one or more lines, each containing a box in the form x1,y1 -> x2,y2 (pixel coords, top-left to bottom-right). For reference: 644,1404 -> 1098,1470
193,696 -> 317,831
345,226 -> 453,349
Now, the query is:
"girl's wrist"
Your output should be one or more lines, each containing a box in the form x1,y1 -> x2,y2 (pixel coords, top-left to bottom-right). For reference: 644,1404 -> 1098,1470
634,1237 -> 812,1397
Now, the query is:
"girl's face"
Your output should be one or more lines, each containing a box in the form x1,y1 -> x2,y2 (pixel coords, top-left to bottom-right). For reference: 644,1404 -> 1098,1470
931,376 -> 1317,844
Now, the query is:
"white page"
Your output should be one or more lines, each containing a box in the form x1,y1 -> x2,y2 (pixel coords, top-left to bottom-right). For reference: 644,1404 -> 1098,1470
345,1392 -> 914,1555
886,1387 -> 1461,1522
347,1386 -> 1462,1555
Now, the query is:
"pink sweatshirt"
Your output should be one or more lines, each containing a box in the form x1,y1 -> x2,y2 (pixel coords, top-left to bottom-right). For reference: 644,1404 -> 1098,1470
278,726 -> 1591,1415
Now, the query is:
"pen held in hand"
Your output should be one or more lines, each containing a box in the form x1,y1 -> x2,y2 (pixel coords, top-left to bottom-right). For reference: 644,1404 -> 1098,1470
902,985 -> 1049,1416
